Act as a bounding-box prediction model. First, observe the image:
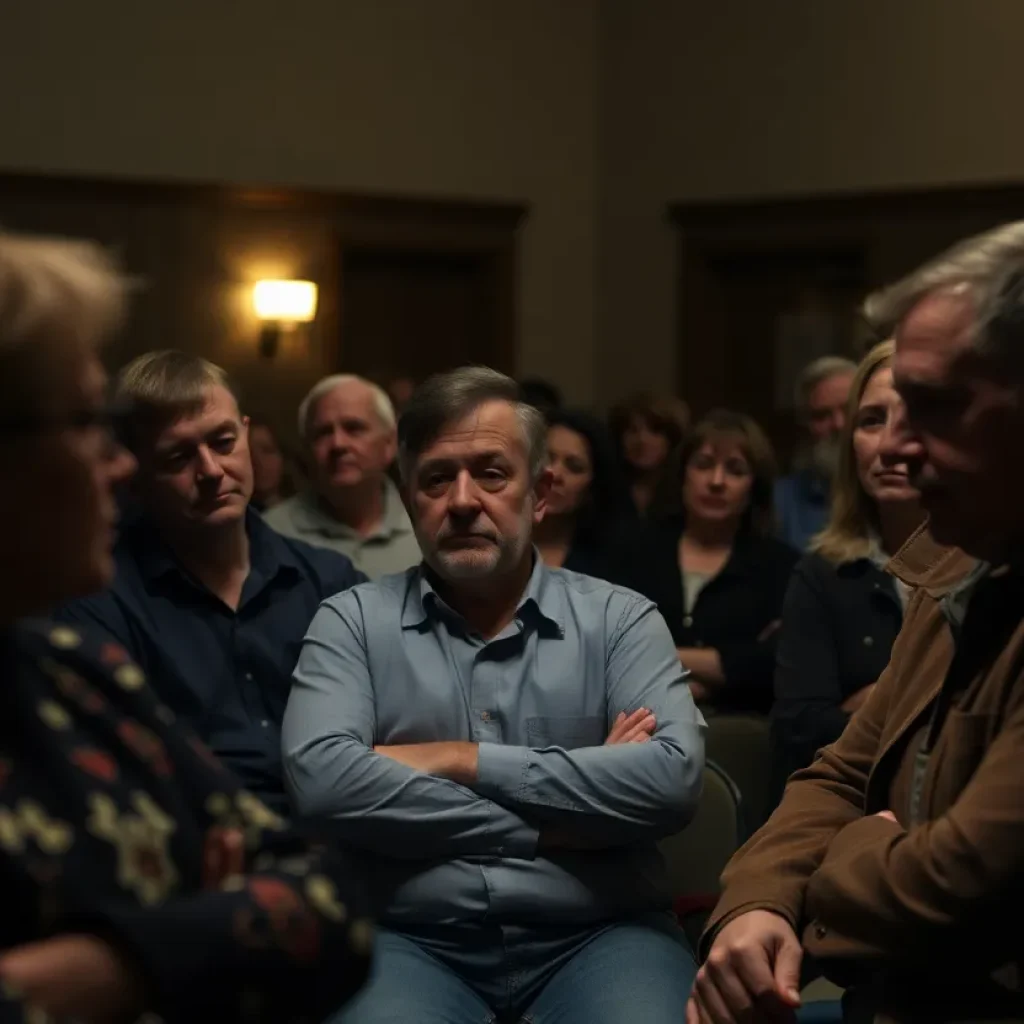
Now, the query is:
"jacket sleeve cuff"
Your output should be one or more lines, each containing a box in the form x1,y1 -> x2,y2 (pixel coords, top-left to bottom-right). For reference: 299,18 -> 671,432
699,899 -> 800,961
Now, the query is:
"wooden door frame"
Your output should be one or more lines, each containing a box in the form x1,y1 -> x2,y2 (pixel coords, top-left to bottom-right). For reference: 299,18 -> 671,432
335,200 -> 524,377
0,169 -> 527,375
667,181 -> 1024,411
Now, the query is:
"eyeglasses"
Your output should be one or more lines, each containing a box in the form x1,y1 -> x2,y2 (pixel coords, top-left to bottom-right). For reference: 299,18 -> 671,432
0,403 -> 132,460
0,407 -> 122,437
0,393 -> 135,436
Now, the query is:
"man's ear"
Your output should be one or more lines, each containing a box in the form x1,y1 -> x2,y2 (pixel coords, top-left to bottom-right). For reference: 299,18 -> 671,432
532,466 -> 553,524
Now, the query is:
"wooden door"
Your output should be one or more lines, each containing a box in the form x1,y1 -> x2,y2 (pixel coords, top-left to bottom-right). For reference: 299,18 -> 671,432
671,184 -> 1024,464
339,247 -> 503,384
704,247 -> 866,459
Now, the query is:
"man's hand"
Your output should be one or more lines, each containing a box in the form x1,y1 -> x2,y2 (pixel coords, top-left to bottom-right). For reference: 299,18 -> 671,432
374,741 -> 479,784
687,910 -> 803,1024
605,708 -> 656,744
0,934 -> 147,1023
875,809 -> 898,824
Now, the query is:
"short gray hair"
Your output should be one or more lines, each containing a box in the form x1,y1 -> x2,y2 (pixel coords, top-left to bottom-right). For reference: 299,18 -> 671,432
794,355 -> 857,415
397,366 -> 548,484
297,374 -> 396,440
865,220 -> 1024,366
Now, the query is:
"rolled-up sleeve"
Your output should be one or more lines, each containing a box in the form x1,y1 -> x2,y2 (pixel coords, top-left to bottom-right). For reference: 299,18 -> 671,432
282,595 -> 538,859
475,596 -> 704,845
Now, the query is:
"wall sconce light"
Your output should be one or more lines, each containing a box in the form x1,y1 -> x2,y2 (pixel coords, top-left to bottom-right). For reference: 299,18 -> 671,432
253,279 -> 318,358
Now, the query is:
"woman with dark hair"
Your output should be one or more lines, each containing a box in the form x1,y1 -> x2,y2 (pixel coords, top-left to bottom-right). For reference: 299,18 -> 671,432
615,409 -> 798,714
535,409 -> 630,579
608,393 -> 690,518
248,418 -> 295,512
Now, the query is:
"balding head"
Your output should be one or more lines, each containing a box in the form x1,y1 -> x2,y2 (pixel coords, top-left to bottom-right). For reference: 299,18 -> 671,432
299,374 -> 397,499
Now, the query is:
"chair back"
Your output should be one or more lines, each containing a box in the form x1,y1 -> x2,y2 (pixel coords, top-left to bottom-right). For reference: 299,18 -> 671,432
659,759 -> 743,900
705,713 -> 772,836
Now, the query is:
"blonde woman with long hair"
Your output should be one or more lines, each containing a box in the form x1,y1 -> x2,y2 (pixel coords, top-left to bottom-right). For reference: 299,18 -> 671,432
770,340 -> 924,802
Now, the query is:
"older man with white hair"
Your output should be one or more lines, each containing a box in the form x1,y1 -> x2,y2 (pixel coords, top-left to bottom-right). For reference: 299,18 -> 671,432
266,374 -> 421,578
774,355 -> 858,550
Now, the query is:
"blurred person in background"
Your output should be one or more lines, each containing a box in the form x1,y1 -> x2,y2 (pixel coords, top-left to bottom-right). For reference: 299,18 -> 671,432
609,392 -> 690,518
59,351 -> 364,813
248,417 -> 294,512
386,374 -> 417,417
0,232 -> 371,1023
771,341 -> 922,806
535,408 -> 632,579
693,221 -> 1024,1024
266,374 -> 421,579
616,410 -> 798,714
775,356 -> 857,551
518,375 -> 563,417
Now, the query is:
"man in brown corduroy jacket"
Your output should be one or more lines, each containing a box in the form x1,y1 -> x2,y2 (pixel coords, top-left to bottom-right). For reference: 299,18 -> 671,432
690,222 -> 1024,1024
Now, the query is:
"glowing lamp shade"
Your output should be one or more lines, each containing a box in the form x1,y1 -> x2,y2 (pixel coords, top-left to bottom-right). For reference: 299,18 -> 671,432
253,280 -> 318,323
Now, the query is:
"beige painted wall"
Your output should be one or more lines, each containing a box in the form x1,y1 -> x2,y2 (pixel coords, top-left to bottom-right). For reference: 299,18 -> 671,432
598,0 -> 1024,404
0,0 -> 598,400
8,1 -> 1024,412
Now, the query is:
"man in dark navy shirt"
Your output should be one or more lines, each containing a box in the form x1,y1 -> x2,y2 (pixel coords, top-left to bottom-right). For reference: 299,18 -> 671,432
58,351 -> 364,812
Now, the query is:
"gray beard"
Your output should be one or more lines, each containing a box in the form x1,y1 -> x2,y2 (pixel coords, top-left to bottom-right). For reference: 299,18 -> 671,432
792,434 -> 841,483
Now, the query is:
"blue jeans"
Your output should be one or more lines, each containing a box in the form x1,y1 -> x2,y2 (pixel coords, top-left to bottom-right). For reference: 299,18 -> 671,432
335,913 -> 697,1023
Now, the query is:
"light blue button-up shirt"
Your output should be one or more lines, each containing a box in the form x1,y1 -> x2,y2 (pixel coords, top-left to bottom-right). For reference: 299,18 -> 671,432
282,557 -> 705,927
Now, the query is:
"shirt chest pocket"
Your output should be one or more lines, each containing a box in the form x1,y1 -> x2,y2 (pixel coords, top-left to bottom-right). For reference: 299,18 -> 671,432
526,716 -> 605,750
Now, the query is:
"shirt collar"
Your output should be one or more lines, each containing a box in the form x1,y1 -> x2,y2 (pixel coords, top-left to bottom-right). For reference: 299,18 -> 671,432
794,468 -> 829,502
400,551 -> 564,638
129,506 -> 300,586
293,479 -> 412,540
887,520 -> 977,597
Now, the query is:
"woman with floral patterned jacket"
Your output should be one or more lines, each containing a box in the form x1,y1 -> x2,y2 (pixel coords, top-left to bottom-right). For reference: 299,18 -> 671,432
0,232 -> 373,1023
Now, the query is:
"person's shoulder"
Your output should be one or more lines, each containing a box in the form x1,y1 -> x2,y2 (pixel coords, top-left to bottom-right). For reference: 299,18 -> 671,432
12,618 -> 143,685
794,549 -> 837,578
546,565 -> 655,623
612,518 -> 679,563
774,472 -> 800,499
272,528 -> 365,592
262,494 -> 303,520
785,549 -> 845,600
318,566 -> 417,617
746,533 -> 800,570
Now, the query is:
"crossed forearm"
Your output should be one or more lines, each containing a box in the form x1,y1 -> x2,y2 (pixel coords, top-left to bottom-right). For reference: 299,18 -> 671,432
373,708 -> 656,785
374,741 -> 479,785
374,709 -> 663,850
